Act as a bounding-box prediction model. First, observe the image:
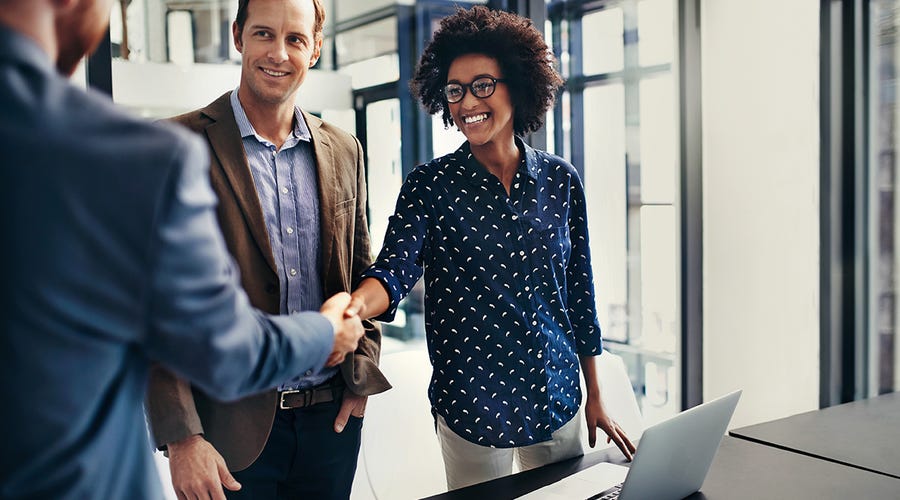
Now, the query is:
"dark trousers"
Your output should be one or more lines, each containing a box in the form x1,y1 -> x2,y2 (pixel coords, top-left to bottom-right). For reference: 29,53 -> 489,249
226,398 -> 363,500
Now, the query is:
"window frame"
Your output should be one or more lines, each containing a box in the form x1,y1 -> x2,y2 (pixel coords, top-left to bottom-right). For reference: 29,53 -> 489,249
547,0 -> 701,412
820,0 -> 871,407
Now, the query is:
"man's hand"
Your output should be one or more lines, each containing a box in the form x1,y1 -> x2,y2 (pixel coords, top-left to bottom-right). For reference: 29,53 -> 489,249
583,393 -> 636,461
167,434 -> 240,500
334,390 -> 367,433
320,292 -> 364,367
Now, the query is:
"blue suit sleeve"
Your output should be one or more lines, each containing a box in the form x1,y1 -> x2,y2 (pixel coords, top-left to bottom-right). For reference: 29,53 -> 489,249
144,137 -> 334,401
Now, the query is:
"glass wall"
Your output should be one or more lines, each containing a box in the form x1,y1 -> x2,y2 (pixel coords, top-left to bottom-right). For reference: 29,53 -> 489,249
331,7 -> 404,279
550,0 -> 680,422
868,0 -> 900,396
111,0 -> 236,65
335,16 -> 400,88
364,99 -> 403,258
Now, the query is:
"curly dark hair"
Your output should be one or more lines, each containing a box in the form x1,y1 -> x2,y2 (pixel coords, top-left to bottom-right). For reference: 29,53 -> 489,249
410,5 -> 563,136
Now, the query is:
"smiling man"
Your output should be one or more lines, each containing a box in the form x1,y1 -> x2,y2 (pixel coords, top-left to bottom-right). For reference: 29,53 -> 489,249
144,0 -> 390,498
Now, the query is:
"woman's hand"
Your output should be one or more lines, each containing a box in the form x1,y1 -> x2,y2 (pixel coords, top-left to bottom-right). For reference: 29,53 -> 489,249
583,391 -> 636,461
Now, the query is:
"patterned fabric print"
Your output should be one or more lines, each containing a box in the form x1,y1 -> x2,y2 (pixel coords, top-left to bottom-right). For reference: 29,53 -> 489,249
362,140 -> 603,448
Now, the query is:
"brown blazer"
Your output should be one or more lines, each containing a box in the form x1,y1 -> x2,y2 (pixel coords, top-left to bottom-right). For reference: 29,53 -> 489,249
145,92 -> 391,471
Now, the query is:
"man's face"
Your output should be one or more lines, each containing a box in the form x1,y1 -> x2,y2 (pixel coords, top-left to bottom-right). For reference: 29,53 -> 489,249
56,0 -> 115,76
233,0 -> 322,107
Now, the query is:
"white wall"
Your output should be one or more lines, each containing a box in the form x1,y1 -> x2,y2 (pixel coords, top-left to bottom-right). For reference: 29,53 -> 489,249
701,0 -> 820,428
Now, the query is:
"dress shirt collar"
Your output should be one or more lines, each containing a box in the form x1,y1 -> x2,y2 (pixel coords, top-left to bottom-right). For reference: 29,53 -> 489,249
229,88 -> 311,145
455,136 -> 540,188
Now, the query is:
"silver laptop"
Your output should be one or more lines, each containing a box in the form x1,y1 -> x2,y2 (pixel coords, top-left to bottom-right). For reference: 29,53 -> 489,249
592,389 -> 742,500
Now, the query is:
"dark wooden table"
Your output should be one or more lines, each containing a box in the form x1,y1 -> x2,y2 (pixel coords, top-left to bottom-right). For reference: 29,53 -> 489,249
730,391 -> 900,479
422,436 -> 900,499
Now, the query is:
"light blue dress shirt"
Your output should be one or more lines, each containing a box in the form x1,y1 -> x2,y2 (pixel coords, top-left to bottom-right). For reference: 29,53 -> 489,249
230,90 -> 335,389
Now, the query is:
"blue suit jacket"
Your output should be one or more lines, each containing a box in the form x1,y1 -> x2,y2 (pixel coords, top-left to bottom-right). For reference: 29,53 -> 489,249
0,25 -> 336,499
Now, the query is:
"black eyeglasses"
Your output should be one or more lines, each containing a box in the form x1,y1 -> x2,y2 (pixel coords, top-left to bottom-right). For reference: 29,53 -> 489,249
442,77 -> 506,103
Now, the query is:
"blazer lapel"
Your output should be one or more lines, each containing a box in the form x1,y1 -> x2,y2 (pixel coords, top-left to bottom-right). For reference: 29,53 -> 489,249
305,111 -> 340,296
203,94 -> 278,274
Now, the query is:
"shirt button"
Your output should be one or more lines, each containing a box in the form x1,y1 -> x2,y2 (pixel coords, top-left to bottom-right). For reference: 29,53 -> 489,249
290,268 -> 297,276
511,214 -> 519,221
519,250 -> 526,256
305,370 -> 313,376
286,227 -> 294,234
525,286 -> 530,292
281,187 -> 289,194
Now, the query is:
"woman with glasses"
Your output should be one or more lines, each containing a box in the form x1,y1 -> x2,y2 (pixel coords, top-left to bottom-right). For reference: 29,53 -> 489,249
348,5 -> 636,489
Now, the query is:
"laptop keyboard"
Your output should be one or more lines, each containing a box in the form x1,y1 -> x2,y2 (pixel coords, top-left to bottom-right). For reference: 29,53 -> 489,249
590,482 -> 624,500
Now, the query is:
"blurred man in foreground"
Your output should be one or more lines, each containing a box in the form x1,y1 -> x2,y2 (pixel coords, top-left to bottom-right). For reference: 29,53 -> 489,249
0,0 -> 362,498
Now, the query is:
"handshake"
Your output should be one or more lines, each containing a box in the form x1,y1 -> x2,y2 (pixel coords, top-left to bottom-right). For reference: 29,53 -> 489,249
318,292 -> 366,367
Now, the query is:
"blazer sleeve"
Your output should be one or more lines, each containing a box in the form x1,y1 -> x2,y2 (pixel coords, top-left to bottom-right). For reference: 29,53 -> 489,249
143,112 -> 206,450
341,136 -> 391,396
143,109 -> 210,450
145,364 -> 204,449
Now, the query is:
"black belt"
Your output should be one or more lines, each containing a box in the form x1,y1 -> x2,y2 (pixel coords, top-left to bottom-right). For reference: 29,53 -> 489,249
278,377 -> 344,410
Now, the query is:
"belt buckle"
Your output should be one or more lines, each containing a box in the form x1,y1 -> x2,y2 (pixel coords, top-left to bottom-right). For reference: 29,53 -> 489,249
279,389 -> 311,410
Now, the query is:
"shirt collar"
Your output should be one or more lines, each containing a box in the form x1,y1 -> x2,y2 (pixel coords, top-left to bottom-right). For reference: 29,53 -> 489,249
229,88 -> 312,144
455,137 -> 539,186
519,138 -> 540,179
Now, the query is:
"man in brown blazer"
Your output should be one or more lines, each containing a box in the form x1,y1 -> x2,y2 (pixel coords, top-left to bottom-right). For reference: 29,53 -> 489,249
144,0 -> 390,498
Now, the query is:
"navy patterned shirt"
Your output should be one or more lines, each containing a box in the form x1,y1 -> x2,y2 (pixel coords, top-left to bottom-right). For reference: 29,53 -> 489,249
361,140 -> 603,448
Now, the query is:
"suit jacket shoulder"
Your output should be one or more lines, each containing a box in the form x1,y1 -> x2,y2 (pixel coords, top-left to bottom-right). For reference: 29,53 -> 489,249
170,92 -> 232,135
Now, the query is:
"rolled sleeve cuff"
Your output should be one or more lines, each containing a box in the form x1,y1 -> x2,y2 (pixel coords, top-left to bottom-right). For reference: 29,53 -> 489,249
575,325 -> 603,356
359,267 -> 402,322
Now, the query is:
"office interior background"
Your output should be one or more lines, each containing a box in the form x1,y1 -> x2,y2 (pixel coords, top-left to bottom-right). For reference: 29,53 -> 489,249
77,0 -> 898,431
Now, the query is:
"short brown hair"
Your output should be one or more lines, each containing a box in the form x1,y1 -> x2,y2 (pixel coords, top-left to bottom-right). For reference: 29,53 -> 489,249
410,5 -> 563,136
235,0 -> 325,42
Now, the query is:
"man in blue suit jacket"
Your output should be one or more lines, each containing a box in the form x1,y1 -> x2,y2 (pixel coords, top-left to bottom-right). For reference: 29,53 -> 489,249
0,0 -> 364,498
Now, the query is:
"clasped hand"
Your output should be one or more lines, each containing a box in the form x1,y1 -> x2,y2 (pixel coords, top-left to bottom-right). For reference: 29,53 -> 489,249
319,292 -> 364,367
319,293 -> 368,434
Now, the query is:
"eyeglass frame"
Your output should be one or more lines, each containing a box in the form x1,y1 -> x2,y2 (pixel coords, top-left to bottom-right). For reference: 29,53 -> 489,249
442,76 -> 507,104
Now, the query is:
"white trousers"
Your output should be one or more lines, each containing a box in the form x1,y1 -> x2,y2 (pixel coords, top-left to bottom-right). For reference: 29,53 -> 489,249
435,411 -> 585,490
